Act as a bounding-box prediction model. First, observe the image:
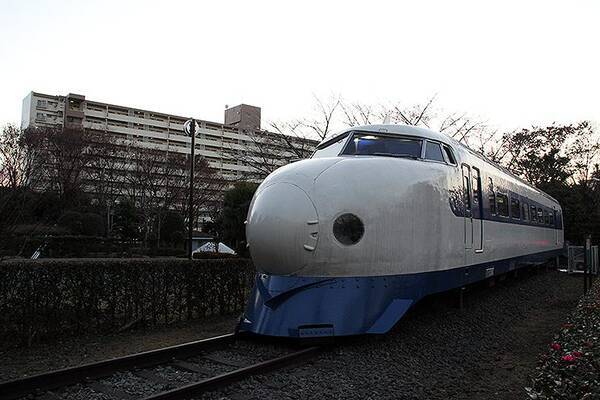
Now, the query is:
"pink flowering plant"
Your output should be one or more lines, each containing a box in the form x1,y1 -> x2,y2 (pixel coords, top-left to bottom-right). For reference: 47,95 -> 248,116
527,282 -> 600,399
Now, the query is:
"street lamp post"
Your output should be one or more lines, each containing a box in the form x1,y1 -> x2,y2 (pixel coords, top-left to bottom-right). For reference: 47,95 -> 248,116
185,119 -> 197,260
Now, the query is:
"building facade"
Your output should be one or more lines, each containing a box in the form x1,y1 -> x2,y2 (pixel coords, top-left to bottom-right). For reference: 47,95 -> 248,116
22,91 -> 316,182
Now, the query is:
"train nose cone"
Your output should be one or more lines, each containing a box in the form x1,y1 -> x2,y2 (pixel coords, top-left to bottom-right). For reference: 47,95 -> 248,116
247,182 -> 319,275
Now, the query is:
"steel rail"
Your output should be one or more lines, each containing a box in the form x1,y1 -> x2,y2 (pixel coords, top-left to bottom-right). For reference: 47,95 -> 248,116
141,346 -> 324,400
0,333 -> 236,400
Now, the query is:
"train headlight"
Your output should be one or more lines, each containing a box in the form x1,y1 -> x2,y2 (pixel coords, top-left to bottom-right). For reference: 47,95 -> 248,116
333,213 -> 364,245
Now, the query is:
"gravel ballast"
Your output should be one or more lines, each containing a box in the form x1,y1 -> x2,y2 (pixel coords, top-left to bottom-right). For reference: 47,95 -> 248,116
203,269 -> 581,400
0,314 -> 239,382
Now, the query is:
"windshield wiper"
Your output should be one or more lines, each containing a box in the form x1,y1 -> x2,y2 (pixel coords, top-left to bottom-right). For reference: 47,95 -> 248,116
370,152 -> 419,159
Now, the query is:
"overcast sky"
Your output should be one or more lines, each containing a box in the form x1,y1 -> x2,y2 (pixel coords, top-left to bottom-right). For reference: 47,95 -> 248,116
1,0 -> 598,134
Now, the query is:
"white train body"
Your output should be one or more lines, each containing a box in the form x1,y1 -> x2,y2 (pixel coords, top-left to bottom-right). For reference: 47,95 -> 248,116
240,125 -> 563,338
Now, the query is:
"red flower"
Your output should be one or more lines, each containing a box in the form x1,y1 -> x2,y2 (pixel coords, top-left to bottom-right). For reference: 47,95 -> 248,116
562,354 -> 576,362
572,351 -> 583,358
551,343 -> 561,351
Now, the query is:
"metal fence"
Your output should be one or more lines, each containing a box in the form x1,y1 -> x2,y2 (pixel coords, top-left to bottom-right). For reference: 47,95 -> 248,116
567,245 -> 599,274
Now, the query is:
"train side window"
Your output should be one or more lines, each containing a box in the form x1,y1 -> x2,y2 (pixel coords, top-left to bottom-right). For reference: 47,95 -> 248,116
462,177 -> 471,211
442,145 -> 456,165
472,168 -> 480,207
523,202 -> 530,221
530,205 -> 537,222
425,141 -> 445,162
537,208 -> 543,224
510,197 -> 521,219
550,211 -> 555,227
557,211 -> 562,229
543,210 -> 549,225
488,178 -> 496,215
496,193 -> 509,217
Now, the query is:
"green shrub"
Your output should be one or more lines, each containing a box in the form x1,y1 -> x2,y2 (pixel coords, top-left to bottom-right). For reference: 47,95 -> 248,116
0,258 -> 254,346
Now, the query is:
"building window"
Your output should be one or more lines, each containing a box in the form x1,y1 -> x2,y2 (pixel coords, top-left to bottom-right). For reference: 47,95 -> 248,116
488,178 -> 496,215
496,193 -> 509,217
510,197 -> 521,219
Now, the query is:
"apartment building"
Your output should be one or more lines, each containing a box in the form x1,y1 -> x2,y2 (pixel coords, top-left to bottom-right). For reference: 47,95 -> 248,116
22,91 -> 317,182
21,91 -> 318,224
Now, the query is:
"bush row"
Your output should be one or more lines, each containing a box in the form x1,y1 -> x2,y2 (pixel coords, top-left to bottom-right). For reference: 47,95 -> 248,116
0,258 -> 255,346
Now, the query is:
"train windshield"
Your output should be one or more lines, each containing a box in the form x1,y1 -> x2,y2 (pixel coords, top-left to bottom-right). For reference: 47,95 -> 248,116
312,132 -> 350,158
341,133 -> 422,158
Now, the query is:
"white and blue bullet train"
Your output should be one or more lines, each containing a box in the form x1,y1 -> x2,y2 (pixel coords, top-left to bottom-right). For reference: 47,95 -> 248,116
238,124 -> 564,338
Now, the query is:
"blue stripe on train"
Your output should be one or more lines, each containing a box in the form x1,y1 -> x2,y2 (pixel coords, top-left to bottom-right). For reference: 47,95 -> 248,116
239,249 -> 563,338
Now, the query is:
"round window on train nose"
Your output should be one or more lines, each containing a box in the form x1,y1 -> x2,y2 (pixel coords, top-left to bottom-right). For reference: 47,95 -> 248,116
333,213 -> 364,245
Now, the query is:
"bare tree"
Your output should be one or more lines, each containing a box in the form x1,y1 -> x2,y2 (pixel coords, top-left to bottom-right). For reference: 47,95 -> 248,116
159,152 -> 227,237
340,95 -> 496,153
188,156 -> 228,227
0,124 -> 41,241
229,95 -> 495,178
122,144 -> 227,245
86,135 -> 128,235
567,121 -> 600,184
221,128 -> 317,180
0,124 -> 37,189
24,126 -> 103,207
124,146 -> 169,245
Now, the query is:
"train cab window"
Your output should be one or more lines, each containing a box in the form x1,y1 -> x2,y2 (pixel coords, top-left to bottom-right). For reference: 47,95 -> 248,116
523,202 -> 530,221
342,133 -> 422,158
442,145 -> 456,165
496,193 -> 509,217
425,141 -> 445,162
530,205 -> 537,222
488,178 -> 496,215
312,132 -> 349,158
550,211 -> 555,227
510,197 -> 521,219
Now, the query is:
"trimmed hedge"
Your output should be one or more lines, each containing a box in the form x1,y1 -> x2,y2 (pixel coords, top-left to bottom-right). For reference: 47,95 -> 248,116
0,258 -> 255,346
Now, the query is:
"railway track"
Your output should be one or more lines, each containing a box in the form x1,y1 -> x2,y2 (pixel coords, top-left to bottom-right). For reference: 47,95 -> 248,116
0,333 -> 324,400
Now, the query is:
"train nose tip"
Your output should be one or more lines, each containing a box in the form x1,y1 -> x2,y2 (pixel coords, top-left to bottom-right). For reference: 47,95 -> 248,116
246,182 -> 319,275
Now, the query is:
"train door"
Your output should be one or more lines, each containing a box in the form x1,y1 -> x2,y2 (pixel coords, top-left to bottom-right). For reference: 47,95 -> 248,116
462,165 -> 473,249
472,168 -> 484,252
